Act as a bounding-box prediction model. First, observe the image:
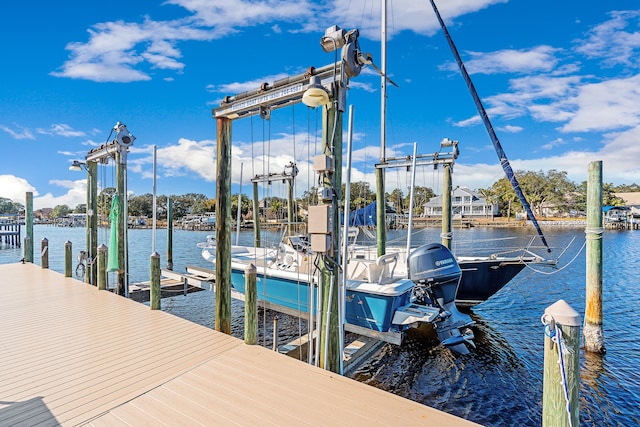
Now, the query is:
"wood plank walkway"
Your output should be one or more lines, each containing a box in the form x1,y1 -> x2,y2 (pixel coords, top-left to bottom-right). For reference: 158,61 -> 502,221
0,263 -> 479,426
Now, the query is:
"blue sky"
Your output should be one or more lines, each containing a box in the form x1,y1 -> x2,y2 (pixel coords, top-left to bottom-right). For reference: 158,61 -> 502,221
1,0 -> 639,210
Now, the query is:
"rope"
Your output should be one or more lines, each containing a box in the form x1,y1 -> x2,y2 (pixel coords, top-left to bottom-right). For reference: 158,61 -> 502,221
524,238 -> 586,275
541,314 -> 574,427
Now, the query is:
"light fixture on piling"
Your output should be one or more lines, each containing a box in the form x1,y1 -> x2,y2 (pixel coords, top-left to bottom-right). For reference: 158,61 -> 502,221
69,160 -> 86,172
302,76 -> 330,108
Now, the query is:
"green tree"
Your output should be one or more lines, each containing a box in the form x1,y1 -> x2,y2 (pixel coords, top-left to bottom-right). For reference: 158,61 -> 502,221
491,170 -> 576,217
128,193 -> 153,217
73,204 -> 87,214
388,188 -> 404,213
404,186 -> 435,216
574,181 -> 626,212
51,204 -> 71,218
0,197 -> 23,214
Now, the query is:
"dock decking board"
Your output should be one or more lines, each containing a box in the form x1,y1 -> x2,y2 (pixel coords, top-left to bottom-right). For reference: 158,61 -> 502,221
0,263 -> 478,426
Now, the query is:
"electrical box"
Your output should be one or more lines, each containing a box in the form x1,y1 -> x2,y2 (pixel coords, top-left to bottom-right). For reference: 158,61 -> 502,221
316,187 -> 332,202
308,205 -> 332,234
311,234 -> 332,253
313,154 -> 334,173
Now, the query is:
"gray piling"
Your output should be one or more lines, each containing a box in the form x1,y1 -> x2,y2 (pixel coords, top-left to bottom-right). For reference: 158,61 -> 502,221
41,238 -> 49,269
97,244 -> 107,290
64,241 -> 72,278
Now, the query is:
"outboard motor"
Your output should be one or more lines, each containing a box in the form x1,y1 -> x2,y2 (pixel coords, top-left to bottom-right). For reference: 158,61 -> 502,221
408,243 -> 475,354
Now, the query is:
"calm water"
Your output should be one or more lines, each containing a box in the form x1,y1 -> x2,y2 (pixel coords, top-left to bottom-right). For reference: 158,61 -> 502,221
2,224 -> 638,426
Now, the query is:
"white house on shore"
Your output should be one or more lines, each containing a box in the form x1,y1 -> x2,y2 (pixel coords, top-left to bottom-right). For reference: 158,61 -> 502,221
423,186 -> 499,218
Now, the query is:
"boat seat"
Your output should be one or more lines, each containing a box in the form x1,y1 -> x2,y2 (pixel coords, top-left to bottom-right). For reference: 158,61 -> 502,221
360,253 -> 398,284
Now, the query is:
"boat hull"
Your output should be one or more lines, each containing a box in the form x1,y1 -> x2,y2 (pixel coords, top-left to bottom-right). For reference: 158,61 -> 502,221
455,258 -> 528,305
230,264 -> 315,313
344,279 -> 414,332
231,263 -> 416,333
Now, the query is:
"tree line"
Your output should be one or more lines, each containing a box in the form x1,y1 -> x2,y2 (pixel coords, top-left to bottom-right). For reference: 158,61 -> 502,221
1,171 -> 638,220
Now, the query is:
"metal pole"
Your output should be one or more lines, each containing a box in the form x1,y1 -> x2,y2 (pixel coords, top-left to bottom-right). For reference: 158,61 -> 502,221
252,182 -> 261,248
584,160 -> 605,353
88,161 -> 98,286
339,104 -> 355,375
236,162 -> 243,245
152,145 -> 157,253
542,300 -> 580,427
215,117 -> 233,334
376,0 -> 387,258
405,142 -> 418,261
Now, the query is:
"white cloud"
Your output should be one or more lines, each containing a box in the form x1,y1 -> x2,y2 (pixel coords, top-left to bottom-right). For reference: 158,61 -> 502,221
574,10 -> 640,68
208,73 -> 293,94
0,175 -> 38,204
51,18 -> 213,82
442,46 -> 560,75
560,74 -> 640,132
0,125 -> 35,140
51,0 -> 510,83
157,138 -> 217,181
329,0 -> 508,40
36,123 -> 87,137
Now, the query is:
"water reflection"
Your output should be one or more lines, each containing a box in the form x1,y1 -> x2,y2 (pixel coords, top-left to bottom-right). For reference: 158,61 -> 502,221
350,313 -> 541,426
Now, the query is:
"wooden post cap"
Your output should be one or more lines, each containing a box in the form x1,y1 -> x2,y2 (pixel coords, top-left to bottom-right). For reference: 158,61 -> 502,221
544,299 -> 580,327
245,263 -> 257,275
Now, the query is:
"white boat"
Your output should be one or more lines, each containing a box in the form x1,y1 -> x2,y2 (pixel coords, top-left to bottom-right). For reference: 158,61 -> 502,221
198,233 -> 475,354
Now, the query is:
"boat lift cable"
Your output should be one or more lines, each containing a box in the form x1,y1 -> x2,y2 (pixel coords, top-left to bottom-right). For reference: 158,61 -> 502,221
429,0 -> 551,253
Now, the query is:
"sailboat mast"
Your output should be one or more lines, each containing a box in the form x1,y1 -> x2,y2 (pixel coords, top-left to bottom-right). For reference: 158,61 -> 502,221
375,0 -> 387,256
429,0 -> 551,252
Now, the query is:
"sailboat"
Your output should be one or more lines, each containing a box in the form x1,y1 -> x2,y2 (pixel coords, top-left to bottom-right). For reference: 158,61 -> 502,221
315,0 -> 558,309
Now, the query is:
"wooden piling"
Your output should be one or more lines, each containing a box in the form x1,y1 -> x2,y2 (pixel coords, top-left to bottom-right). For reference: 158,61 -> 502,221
115,151 -> 127,296
244,263 -> 257,345
584,160 -> 605,353
64,241 -> 72,278
150,251 -> 161,310
542,300 -> 580,427
25,192 -> 34,263
41,238 -> 49,269
167,197 -> 173,270
97,244 -> 107,290
441,164 -> 452,249
318,97 -> 342,373
273,315 -> 279,351
215,116 -> 232,334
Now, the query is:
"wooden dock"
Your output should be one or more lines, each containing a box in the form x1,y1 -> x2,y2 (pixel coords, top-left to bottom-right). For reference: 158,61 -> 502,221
0,263 -> 478,426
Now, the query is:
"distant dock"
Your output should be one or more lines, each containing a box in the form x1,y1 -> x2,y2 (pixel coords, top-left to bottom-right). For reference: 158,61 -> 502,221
0,221 -> 20,247
0,263 -> 478,426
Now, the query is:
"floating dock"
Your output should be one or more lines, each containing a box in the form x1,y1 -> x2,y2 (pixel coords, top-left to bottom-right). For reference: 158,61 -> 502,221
0,262 -> 478,426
